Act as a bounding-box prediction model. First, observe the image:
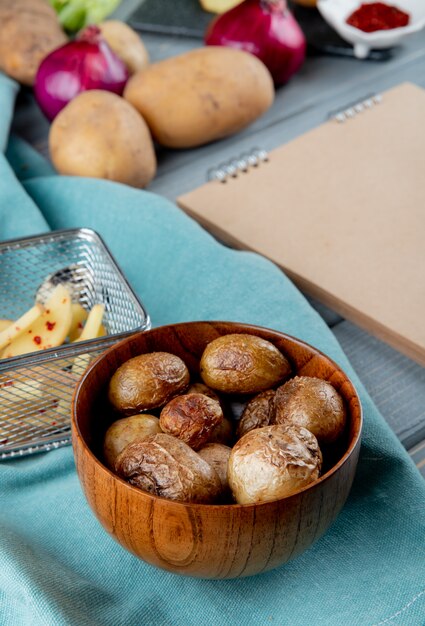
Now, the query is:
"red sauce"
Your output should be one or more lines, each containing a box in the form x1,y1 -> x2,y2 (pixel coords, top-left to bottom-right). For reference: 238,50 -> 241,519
46,321 -> 56,331
33,335 -> 42,345
346,2 -> 409,32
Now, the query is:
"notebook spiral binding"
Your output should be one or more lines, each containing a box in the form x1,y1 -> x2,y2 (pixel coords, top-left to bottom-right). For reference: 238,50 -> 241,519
208,148 -> 269,183
333,93 -> 383,123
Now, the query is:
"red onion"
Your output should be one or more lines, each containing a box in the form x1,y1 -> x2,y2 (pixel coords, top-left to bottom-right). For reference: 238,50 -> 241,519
34,25 -> 129,121
205,0 -> 306,86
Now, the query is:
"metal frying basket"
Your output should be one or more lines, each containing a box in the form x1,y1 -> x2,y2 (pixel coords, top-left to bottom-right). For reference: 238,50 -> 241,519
0,228 -> 150,460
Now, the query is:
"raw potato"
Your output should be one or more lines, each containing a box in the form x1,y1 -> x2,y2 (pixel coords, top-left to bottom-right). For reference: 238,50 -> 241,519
0,320 -> 12,332
200,333 -> 291,394
2,285 -> 72,358
124,47 -> 274,148
228,425 -> 322,504
69,304 -> 88,342
115,433 -> 221,503
49,90 -> 156,188
0,0 -> 67,85
274,376 -> 346,444
108,351 -> 190,415
198,443 -> 232,498
103,414 -> 161,469
0,304 -> 43,352
160,393 -> 223,450
200,0 -> 243,13
74,304 -> 104,343
237,389 -> 275,439
99,20 -> 149,74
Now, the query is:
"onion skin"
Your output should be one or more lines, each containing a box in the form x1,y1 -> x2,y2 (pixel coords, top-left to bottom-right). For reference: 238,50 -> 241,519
205,0 -> 306,85
34,25 -> 129,121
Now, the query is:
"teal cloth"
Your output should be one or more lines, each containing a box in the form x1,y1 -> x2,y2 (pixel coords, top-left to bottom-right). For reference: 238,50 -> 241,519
0,73 -> 424,626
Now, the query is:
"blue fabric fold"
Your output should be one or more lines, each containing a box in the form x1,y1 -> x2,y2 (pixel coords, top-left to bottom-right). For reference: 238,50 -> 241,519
1,73 -> 424,626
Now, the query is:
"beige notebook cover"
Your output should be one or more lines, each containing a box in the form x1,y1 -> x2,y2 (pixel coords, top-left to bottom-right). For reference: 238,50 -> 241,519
178,83 -> 425,365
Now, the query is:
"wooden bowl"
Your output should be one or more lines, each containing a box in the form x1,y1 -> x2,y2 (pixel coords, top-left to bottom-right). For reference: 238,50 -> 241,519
72,321 -> 362,579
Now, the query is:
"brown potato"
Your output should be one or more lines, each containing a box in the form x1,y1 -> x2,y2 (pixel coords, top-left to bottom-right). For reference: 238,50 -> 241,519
124,47 -> 274,148
49,90 -> 156,188
115,433 -> 221,503
160,393 -> 223,450
0,0 -> 67,85
186,382 -> 233,444
200,334 -> 291,394
108,352 -> 190,415
236,389 -> 275,439
228,425 -> 322,504
99,21 -> 149,74
186,382 -> 220,402
274,376 -> 346,444
103,414 -> 161,469
208,416 -> 234,446
198,443 -> 232,498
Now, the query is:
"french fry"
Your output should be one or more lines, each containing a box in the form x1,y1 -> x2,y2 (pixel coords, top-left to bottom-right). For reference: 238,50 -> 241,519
2,285 -> 72,358
68,303 -> 89,342
74,304 -> 105,343
0,304 -> 44,352
71,304 -> 105,377
0,320 -> 12,332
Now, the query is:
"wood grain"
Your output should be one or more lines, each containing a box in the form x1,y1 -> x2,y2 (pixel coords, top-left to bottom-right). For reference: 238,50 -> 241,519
72,321 -> 362,578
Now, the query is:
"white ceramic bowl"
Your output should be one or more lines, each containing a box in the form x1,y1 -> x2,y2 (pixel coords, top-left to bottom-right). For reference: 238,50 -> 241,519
317,0 -> 425,58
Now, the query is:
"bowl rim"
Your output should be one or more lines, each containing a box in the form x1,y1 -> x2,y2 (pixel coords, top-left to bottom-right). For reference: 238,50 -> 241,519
72,320 -> 363,510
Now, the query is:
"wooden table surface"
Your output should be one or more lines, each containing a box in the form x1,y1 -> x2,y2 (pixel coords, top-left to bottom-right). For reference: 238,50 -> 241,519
10,8 -> 425,478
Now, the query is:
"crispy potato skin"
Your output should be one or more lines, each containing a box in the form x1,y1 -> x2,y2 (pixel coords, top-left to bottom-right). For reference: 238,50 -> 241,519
274,376 -> 346,444
115,433 -> 221,503
208,416 -> 234,446
236,389 -> 275,439
187,382 -> 220,402
103,414 -> 161,469
198,443 -> 232,498
108,351 -> 190,415
228,425 -> 322,504
49,91 -> 156,188
0,0 -> 67,85
160,393 -> 223,450
200,334 -> 291,394
124,47 -> 274,148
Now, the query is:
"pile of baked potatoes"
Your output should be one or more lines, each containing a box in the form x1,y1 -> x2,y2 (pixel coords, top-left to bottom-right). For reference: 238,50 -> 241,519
104,333 -> 346,505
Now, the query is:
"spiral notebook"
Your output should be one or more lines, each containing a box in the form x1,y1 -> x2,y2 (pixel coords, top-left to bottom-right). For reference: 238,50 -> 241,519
178,83 -> 425,366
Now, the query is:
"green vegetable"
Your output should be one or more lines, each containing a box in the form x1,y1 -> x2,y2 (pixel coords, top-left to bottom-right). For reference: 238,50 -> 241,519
49,0 -> 122,32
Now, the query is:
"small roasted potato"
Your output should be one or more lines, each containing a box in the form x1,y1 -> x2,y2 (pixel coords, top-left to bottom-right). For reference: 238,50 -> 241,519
236,389 -> 275,439
200,334 -> 291,394
49,90 -> 156,188
103,414 -> 161,469
209,416 -> 234,446
228,425 -> 322,504
99,21 -> 149,74
198,443 -> 232,498
160,393 -> 223,450
186,382 -> 220,402
115,433 -> 221,503
274,376 -> 346,444
108,352 -> 190,415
